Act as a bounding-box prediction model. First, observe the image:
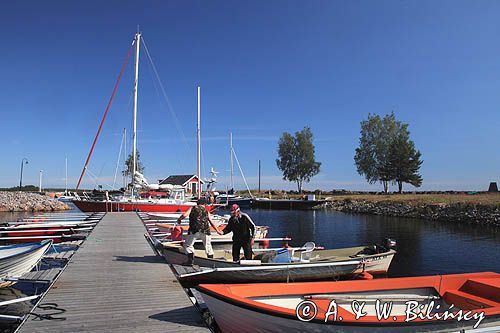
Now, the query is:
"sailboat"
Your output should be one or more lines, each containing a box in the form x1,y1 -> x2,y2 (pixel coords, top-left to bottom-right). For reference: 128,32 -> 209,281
58,157 -> 74,202
72,32 -> 212,213
215,132 -> 253,208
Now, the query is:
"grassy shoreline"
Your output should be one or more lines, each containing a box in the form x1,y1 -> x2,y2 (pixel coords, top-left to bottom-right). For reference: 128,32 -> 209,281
324,193 -> 500,207
320,193 -> 499,226
247,190 -> 500,207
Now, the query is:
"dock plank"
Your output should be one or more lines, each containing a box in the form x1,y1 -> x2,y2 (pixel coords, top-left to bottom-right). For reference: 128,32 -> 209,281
17,212 -> 209,333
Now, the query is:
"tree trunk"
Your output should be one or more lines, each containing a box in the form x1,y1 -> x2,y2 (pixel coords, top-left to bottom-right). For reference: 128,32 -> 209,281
383,181 -> 388,193
297,180 -> 302,193
398,181 -> 403,193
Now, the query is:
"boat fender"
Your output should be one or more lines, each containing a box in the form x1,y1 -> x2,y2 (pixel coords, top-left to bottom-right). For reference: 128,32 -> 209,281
261,239 -> 270,249
170,226 -> 183,241
355,272 -> 374,280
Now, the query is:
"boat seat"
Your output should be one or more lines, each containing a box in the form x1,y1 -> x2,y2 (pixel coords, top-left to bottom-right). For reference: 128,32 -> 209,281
290,242 -> 316,263
443,290 -> 497,310
460,278 -> 500,303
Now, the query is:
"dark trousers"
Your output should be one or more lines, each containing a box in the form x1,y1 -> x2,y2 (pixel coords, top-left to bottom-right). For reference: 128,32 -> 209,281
232,240 -> 252,262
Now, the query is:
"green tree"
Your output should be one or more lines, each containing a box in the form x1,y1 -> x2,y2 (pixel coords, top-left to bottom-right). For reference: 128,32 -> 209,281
387,125 -> 423,193
276,127 -> 321,193
123,151 -> 145,178
354,112 -> 422,193
378,113 -> 402,192
354,114 -> 384,189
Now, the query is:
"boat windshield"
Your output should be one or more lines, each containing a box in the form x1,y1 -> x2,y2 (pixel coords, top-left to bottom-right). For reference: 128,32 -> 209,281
169,188 -> 186,201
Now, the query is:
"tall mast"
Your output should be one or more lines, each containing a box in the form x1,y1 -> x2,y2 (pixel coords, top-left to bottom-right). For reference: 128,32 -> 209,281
123,128 -> 127,189
132,32 -> 141,192
258,159 -> 261,194
197,86 -> 201,199
65,156 -> 68,194
230,131 -> 234,191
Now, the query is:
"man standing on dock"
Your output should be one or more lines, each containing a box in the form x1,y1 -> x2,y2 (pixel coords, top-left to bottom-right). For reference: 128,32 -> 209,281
222,204 -> 256,262
177,198 -> 221,265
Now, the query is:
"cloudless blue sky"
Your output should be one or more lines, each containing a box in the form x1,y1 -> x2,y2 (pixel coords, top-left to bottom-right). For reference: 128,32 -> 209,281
1,0 -> 498,191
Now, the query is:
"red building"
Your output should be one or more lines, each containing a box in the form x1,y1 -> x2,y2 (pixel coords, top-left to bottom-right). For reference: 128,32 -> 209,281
158,175 -> 204,196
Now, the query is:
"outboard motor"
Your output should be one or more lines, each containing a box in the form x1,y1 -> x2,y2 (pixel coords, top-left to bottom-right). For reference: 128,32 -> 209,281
383,238 -> 397,250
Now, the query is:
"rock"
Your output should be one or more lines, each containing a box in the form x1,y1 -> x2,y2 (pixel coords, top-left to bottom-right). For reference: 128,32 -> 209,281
324,199 -> 499,227
0,191 -> 70,212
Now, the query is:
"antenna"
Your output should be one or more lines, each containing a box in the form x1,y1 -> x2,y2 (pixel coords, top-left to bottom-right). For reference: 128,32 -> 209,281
197,86 -> 201,199
230,131 -> 234,191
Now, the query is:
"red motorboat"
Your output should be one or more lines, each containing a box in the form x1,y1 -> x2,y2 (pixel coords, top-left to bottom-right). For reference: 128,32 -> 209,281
0,229 -> 89,243
198,272 -> 500,332
0,222 -> 93,243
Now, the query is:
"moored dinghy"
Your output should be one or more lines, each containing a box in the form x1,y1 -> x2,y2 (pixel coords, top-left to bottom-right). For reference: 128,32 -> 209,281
0,221 -> 95,243
0,240 -> 52,287
197,272 -> 500,332
153,222 -> 270,243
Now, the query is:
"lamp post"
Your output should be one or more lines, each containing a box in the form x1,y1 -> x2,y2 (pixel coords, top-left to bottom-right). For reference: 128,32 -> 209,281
19,158 -> 28,190
39,170 -> 43,192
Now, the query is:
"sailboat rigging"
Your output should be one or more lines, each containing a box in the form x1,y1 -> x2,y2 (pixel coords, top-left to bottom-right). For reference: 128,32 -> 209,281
215,132 -> 253,208
72,32 -> 213,213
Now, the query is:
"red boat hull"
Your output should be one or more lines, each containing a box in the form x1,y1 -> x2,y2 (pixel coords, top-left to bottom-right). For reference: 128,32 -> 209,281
1,235 -> 84,243
0,227 -> 88,243
72,200 -> 213,213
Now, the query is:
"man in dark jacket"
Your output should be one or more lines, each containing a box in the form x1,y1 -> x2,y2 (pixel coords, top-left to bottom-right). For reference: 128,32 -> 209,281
222,204 -> 256,262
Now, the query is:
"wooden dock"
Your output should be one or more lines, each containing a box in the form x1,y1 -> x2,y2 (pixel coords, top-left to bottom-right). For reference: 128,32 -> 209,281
17,212 -> 210,333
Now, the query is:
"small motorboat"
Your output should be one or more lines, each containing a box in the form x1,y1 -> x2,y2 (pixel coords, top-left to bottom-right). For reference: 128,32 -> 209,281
0,221 -> 93,243
251,197 -> 325,210
215,194 -> 252,208
0,221 -> 95,243
146,212 -> 227,224
0,240 -> 52,287
0,233 -> 88,244
151,237 -> 396,285
154,223 -> 269,240
197,272 -> 500,332
146,212 -> 184,220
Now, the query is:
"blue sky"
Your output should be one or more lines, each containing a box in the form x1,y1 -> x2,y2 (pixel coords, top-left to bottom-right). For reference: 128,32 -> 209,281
1,1 -> 498,191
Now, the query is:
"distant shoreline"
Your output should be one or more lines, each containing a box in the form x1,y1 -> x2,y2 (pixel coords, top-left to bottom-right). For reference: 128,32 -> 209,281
321,193 -> 500,227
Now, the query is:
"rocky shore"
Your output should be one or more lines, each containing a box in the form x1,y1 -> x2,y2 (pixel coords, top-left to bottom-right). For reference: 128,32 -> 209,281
324,199 -> 500,227
0,191 -> 69,212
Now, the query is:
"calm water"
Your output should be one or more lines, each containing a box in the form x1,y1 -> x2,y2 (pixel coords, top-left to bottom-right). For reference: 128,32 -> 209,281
242,208 -> 500,277
0,207 -> 498,326
3,208 -> 498,278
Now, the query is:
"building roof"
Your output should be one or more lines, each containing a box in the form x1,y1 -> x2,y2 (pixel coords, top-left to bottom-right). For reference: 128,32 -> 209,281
159,174 -> 204,186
